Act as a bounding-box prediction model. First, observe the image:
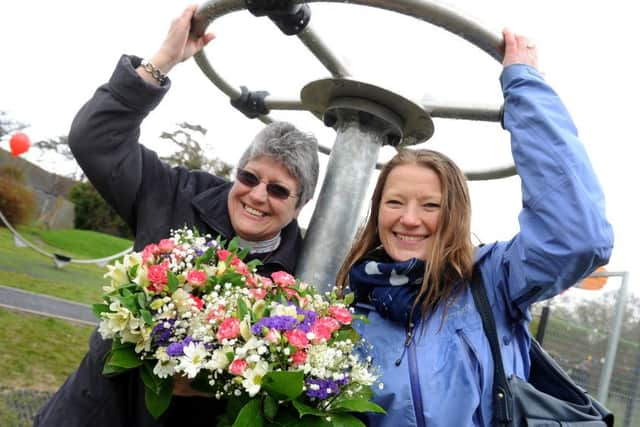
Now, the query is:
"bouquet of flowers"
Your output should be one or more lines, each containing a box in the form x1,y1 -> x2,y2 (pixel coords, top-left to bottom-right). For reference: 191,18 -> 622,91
94,227 -> 384,426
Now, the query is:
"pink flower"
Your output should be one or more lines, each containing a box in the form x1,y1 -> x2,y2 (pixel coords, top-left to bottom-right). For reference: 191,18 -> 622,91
229,359 -> 247,375
292,350 -> 307,365
284,329 -> 309,349
216,317 -> 241,341
245,275 -> 258,287
217,249 -> 231,261
258,276 -> 274,290
265,329 -> 281,344
328,306 -> 353,324
283,287 -> 300,301
233,260 -> 249,276
190,295 -> 204,311
147,262 -> 168,285
142,244 -> 159,263
250,288 -> 267,300
158,239 -> 175,253
271,271 -> 296,287
310,322 -> 332,343
315,316 -> 341,333
206,304 -> 226,323
186,270 -> 207,287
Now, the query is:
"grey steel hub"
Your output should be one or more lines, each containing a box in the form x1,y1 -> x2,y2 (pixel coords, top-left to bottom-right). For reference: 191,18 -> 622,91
301,78 -> 434,147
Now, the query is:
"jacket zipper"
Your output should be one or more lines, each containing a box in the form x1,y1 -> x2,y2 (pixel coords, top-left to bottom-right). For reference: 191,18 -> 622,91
396,321 -> 426,427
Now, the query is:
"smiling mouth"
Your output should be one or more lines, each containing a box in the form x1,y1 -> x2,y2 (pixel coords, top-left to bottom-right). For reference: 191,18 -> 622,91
243,204 -> 267,218
394,233 -> 427,242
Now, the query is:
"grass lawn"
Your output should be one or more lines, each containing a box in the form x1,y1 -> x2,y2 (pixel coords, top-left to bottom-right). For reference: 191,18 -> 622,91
0,227 -> 132,304
0,308 -> 93,390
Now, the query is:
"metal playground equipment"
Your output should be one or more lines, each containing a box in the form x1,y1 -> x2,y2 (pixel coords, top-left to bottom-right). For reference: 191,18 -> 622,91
191,0 -> 513,291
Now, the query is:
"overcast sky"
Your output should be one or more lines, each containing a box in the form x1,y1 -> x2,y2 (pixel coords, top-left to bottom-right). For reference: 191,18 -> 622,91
1,0 -> 638,295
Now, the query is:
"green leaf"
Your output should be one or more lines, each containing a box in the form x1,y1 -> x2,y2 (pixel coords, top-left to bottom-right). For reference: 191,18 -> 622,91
198,247 -> 215,265
343,292 -> 355,306
232,398 -> 263,427
227,236 -> 240,253
92,303 -> 109,318
262,371 -> 304,400
262,394 -> 279,420
137,292 -> 147,308
247,259 -> 263,272
141,309 -> 153,326
325,413 -> 367,427
351,314 -> 369,324
102,362 -> 129,376
118,294 -> 138,314
108,345 -> 143,369
128,264 -> 139,281
332,328 -> 359,343
292,399 -> 325,417
140,361 -> 163,394
144,376 -> 173,419
237,298 -> 249,320
167,270 -> 179,294
331,399 -> 386,414
238,247 -> 250,261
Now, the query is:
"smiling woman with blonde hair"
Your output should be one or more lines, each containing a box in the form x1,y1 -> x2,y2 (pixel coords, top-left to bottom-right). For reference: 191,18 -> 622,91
335,28 -> 613,427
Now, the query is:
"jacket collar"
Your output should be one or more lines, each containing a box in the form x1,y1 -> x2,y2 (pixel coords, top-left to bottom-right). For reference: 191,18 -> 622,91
191,182 -> 302,274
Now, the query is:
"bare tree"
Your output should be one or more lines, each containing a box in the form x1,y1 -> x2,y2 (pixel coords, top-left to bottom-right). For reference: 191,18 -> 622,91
160,122 -> 233,180
0,110 -> 27,139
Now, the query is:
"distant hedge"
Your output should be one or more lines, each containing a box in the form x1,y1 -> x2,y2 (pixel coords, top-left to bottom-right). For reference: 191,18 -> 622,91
0,166 -> 36,226
69,182 -> 132,239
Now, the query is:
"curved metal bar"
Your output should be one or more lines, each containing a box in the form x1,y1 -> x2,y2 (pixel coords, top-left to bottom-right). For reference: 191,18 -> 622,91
296,0 -> 504,62
297,23 -> 350,78
464,165 -> 516,181
193,0 -> 504,113
423,101 -> 503,122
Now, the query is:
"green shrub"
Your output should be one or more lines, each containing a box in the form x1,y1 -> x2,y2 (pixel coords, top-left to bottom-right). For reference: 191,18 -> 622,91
0,176 -> 36,226
68,181 -> 132,239
0,165 -> 26,182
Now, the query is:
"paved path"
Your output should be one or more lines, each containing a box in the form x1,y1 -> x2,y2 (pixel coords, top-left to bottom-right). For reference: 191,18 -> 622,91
0,284 -> 97,325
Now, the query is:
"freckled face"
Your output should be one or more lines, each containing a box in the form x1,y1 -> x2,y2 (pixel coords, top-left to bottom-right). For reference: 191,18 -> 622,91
228,156 -> 300,241
378,164 -> 442,262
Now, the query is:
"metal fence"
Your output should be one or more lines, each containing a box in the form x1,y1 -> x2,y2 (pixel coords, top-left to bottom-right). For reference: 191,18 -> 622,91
531,272 -> 639,427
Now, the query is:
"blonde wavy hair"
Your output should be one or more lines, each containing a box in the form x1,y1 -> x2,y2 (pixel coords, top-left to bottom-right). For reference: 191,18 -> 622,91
335,148 -> 474,320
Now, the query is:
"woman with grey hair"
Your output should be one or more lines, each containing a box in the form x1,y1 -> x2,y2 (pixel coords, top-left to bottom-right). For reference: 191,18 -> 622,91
35,6 -> 319,427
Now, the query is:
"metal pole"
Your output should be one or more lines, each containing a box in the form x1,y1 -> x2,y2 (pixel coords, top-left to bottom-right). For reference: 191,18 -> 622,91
622,328 -> 640,427
536,304 -> 550,345
597,271 -> 631,403
296,111 -> 385,291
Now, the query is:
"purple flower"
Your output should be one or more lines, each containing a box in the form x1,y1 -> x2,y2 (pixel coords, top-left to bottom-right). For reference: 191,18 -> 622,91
151,319 -> 175,346
296,308 -> 317,333
166,336 -> 194,357
195,249 -> 203,256
251,315 -> 299,335
305,378 -> 344,400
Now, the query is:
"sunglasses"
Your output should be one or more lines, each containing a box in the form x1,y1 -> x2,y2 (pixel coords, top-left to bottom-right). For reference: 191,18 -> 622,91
236,169 -> 296,200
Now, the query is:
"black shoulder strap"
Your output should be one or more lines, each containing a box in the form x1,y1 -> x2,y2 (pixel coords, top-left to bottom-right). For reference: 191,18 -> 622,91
470,267 -> 513,425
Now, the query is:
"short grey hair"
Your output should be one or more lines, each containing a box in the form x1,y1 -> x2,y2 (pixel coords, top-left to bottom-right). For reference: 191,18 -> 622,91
237,121 -> 319,208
